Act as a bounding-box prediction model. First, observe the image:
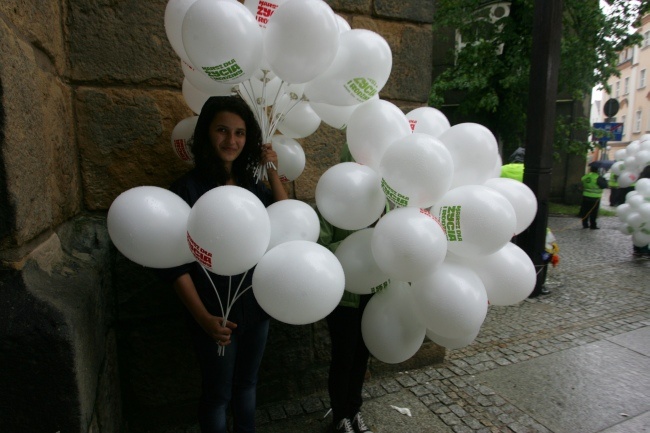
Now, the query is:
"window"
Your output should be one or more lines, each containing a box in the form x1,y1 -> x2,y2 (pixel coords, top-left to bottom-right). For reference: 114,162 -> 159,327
615,81 -> 620,97
625,77 -> 630,94
645,31 -> 650,47
635,110 -> 642,133
641,70 -> 647,88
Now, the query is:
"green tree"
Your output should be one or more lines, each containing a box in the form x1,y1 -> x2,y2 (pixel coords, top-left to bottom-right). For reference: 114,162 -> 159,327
429,0 -> 650,157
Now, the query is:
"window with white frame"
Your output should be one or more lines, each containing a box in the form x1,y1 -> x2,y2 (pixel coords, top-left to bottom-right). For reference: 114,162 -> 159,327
645,31 -> 650,47
616,81 -> 620,97
625,77 -> 630,94
641,69 -> 647,88
635,110 -> 642,133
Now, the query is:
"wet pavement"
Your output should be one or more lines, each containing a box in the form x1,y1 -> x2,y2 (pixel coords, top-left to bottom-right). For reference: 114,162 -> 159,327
159,212 -> 650,433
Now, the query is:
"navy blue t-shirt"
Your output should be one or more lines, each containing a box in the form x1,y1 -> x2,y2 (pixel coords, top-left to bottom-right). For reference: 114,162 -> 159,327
159,168 -> 272,333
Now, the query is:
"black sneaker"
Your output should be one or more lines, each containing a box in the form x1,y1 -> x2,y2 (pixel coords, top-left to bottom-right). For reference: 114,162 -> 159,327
351,412 -> 373,433
335,418 -> 355,433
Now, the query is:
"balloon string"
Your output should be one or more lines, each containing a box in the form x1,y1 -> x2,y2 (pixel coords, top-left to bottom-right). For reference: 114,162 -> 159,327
267,95 -> 303,139
200,265 -> 227,356
230,284 -> 252,308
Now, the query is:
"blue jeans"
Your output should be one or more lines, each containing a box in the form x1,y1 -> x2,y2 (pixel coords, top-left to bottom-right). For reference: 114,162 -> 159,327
193,318 -> 270,433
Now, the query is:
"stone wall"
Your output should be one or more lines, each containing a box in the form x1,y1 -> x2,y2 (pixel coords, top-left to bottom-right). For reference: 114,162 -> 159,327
0,1 -> 446,432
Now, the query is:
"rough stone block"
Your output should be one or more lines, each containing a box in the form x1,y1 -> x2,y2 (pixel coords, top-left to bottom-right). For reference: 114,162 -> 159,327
67,0 -> 181,86
74,87 -> 192,210
374,0 -> 435,23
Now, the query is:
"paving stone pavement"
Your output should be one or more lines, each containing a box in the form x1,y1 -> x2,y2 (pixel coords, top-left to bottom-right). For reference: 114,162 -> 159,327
156,214 -> 650,433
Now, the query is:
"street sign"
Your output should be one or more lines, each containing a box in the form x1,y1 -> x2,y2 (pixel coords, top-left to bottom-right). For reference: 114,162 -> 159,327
603,98 -> 619,117
592,122 -> 623,142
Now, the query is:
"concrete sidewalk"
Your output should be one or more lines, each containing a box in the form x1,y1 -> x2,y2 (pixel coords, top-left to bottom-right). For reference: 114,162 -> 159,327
159,214 -> 650,433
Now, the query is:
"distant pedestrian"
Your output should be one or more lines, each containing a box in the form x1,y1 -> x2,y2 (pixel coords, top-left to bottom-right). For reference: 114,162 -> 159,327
608,173 -> 621,206
579,164 -> 608,230
633,165 -> 650,257
500,147 -> 525,182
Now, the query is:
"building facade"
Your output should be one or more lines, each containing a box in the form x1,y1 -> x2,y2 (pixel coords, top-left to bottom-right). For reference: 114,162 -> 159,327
592,13 -> 650,161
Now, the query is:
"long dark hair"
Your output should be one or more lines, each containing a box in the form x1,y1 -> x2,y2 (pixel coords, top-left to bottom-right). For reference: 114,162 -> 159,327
191,96 -> 263,188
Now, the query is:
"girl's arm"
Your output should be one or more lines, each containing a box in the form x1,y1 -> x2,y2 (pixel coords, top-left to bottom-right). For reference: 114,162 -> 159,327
261,143 -> 289,202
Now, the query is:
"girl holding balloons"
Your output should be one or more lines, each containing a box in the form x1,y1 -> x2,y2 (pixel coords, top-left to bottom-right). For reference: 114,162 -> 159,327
160,96 -> 287,433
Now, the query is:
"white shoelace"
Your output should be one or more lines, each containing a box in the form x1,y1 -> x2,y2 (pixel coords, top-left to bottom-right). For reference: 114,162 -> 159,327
338,418 -> 354,433
354,413 -> 371,432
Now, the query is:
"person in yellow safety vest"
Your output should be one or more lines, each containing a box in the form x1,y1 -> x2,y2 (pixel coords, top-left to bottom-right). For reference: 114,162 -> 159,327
500,147 -> 525,181
579,164 -> 608,230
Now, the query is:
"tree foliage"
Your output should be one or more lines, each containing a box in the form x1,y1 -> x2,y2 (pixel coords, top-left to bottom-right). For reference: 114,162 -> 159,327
429,0 -> 650,156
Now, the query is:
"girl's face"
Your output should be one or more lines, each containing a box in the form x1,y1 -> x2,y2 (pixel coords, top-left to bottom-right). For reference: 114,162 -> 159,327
209,111 -> 247,166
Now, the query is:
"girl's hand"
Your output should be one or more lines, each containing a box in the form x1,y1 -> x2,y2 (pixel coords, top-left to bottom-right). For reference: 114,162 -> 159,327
199,315 -> 237,345
261,143 -> 279,171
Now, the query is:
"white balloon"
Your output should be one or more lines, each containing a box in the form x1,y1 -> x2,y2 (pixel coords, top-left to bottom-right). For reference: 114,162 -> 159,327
432,185 -> 517,257
361,281 -> 426,364
459,243 -> 536,306
379,133 -> 454,208
614,149 -> 627,161
244,0 -> 288,30
406,106 -> 450,138
618,171 -> 639,188
182,61 -> 238,96
335,228 -> 390,295
483,177 -> 537,235
346,99 -> 413,171
164,0 -> 198,64
371,207 -> 448,282
186,186 -> 270,276
335,14 -> 351,33
304,29 -> 392,106
182,78 -> 210,114
171,116 -> 198,163
636,178 -> 650,197
315,162 -> 387,230
627,193 -> 646,209
426,327 -> 479,350
437,123 -> 500,188
632,230 -> 650,247
409,260 -> 488,339
611,161 -> 625,176
309,100 -> 361,130
638,202 -> 650,221
182,0 -> 263,83
616,203 -> 633,221
264,0 -> 340,83
625,212 -> 645,230
635,150 -> 650,167
252,240 -> 345,324
627,140 -> 641,155
266,199 -> 320,250
276,99 -> 321,139
270,135 -> 306,182
107,187 -> 195,268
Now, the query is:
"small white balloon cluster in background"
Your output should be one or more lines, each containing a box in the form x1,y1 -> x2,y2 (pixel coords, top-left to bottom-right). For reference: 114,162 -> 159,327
616,177 -> 650,248
165,0 -> 393,183
610,137 -> 650,188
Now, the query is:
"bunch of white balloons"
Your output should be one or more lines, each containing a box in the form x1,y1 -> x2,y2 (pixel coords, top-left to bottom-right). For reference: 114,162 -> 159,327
610,137 -> 650,188
108,186 -> 350,327
315,101 -> 540,363
616,177 -> 650,248
110,0 -> 542,364
165,0 -> 393,182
